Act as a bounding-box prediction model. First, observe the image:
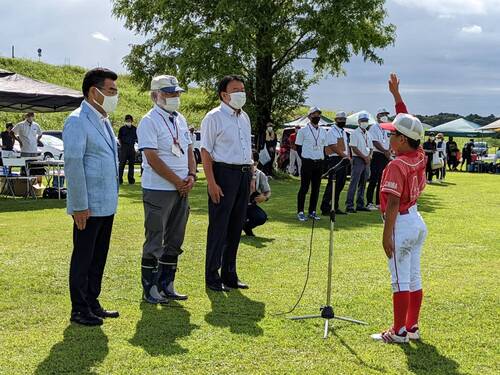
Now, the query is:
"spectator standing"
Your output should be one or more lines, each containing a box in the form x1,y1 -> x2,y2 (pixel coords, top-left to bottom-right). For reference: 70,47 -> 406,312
422,133 -> 437,183
366,108 -> 392,210
345,113 -> 373,213
435,133 -> 447,182
287,126 -> 301,176
117,114 -> 137,184
295,107 -> 327,222
446,136 -> 459,171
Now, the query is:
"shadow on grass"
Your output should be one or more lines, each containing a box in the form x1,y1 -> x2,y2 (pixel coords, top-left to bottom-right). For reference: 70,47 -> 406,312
34,325 -> 108,375
333,331 -> 387,373
401,341 -> 462,375
205,289 -> 265,336
0,198 -> 66,213
129,301 -> 199,356
240,234 -> 275,249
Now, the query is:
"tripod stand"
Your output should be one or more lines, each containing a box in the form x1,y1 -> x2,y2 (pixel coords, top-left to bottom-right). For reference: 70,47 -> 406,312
289,158 -> 367,338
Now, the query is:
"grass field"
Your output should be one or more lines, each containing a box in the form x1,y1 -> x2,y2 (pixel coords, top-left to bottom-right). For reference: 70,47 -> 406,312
0,171 -> 499,374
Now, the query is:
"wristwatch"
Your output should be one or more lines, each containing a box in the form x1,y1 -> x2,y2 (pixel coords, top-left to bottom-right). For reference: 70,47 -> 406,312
188,172 -> 197,181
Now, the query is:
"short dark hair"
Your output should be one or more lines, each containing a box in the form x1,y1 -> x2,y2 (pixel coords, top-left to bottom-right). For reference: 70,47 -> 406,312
396,130 -> 420,149
217,75 -> 244,100
253,151 -> 260,163
82,68 -> 118,98
125,114 -> 133,121
6,122 -> 13,129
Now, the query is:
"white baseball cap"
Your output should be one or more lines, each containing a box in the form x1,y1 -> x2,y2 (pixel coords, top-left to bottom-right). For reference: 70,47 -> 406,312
358,113 -> 370,122
381,113 -> 424,141
150,75 -> 185,93
376,108 -> 390,116
308,106 -> 322,116
335,111 -> 347,119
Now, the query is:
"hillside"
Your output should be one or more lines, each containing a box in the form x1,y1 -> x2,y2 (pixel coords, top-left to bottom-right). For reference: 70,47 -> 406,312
0,57 -> 212,131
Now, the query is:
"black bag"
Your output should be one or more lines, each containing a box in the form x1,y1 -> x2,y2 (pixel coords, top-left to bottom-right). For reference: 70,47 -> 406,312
43,187 -> 67,199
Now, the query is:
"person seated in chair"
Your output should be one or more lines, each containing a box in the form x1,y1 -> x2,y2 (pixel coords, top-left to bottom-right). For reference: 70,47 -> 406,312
243,152 -> 271,236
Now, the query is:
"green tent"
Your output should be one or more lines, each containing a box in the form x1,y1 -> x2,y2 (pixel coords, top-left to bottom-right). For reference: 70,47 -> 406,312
426,118 -> 494,137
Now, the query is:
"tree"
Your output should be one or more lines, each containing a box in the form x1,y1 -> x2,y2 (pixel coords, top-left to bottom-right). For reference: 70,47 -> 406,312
113,0 -> 395,146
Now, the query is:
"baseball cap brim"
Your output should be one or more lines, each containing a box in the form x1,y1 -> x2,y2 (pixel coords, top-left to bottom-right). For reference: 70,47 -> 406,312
380,122 -> 396,131
159,86 -> 185,93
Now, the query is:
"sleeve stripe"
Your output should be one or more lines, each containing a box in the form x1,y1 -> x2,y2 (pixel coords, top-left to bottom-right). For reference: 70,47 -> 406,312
381,187 -> 402,197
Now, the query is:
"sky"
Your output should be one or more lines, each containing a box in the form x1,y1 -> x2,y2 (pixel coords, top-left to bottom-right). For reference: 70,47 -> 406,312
1,0 -> 499,116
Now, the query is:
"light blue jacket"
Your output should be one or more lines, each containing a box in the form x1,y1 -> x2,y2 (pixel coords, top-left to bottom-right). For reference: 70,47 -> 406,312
63,101 -> 119,217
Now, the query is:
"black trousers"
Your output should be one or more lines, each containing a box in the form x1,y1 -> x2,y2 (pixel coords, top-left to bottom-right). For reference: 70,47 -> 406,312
366,152 -> 389,205
206,165 -> 251,284
245,204 -> 268,230
69,215 -> 114,313
119,144 -> 135,183
297,158 -> 323,214
320,156 -> 347,213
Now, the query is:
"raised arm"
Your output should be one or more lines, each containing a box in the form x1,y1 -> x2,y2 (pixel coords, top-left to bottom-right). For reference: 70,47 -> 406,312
389,73 -> 408,115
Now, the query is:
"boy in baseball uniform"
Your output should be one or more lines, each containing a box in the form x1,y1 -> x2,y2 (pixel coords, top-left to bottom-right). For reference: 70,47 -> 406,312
371,74 -> 427,344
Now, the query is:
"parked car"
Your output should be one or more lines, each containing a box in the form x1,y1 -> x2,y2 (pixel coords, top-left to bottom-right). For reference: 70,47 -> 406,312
39,134 -> 64,160
472,141 -> 488,156
43,130 -> 62,140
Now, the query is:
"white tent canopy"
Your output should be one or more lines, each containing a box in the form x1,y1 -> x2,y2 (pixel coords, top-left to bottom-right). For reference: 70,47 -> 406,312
346,111 -> 376,128
284,114 -> 334,127
478,119 -> 500,131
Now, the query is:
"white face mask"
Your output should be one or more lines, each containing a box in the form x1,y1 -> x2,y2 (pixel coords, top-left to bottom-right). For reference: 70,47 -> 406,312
359,122 -> 369,130
228,92 -> 246,109
380,116 -> 389,122
267,126 -> 273,132
430,136 -> 435,141
158,96 -> 180,112
125,122 -> 132,127
94,88 -> 118,114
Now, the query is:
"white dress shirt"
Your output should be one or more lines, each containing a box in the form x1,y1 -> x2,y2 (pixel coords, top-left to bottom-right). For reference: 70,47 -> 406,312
349,127 -> 373,157
326,124 -> 349,156
12,120 -> 42,154
295,124 -> 327,160
368,122 -> 389,153
201,102 -> 252,165
84,100 -> 113,143
137,105 -> 192,191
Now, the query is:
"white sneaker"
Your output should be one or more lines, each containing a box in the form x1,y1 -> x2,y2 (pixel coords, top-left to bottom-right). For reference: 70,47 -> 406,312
366,203 -> 378,211
371,328 -> 409,344
407,326 -> 420,340
297,212 -> 308,222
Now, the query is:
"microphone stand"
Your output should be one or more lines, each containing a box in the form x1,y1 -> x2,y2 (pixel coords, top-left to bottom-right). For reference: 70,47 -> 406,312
289,158 -> 367,338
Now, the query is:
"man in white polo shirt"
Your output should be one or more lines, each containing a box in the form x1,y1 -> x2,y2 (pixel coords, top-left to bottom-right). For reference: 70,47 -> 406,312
201,75 -> 252,292
137,75 -> 197,304
320,111 -> 350,216
345,113 -> 373,213
13,112 -> 43,157
366,108 -> 392,210
295,106 -> 327,222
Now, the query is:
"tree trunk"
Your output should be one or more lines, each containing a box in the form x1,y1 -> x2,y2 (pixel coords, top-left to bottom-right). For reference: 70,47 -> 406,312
255,25 -> 274,156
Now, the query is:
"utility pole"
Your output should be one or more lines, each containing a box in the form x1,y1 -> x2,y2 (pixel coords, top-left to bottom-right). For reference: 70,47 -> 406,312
11,45 -> 15,58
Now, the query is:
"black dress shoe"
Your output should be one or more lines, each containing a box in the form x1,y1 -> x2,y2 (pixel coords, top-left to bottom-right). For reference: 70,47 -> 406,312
346,208 -> 356,213
70,311 -> 103,326
206,282 -> 231,292
335,209 -> 348,215
92,308 -> 120,319
222,279 -> 249,289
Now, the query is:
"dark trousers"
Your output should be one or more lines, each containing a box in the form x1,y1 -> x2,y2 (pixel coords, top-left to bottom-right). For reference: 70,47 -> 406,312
320,156 -> 347,213
426,155 -> 434,181
119,144 -> 135,183
297,158 -> 323,214
205,165 -> 251,284
366,152 -> 389,205
245,204 -> 268,230
69,215 -> 114,313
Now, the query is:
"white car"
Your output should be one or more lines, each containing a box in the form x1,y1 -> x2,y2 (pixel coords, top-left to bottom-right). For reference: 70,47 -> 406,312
39,134 -> 64,160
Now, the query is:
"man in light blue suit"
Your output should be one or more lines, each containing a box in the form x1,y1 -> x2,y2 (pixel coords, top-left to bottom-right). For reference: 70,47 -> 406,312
63,68 -> 120,326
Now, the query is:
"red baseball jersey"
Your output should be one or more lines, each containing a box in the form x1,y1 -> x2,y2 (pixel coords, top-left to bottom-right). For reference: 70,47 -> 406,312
380,147 -> 426,213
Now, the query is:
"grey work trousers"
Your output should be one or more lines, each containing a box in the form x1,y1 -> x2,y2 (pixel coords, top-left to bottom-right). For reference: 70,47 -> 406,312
345,156 -> 370,210
142,189 -> 189,260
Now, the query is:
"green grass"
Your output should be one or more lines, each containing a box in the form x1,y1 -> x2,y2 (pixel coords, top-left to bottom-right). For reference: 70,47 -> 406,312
0,171 -> 499,374
0,57 -> 212,130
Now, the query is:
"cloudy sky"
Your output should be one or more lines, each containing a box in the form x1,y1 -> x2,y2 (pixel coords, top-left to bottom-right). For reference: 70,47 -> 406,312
1,0 -> 499,116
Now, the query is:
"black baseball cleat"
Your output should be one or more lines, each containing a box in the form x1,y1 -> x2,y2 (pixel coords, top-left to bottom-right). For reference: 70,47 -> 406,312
70,311 -> 103,326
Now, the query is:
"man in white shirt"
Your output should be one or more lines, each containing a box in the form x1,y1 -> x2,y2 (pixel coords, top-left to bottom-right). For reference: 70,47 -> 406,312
320,111 -> 350,216
201,75 -> 252,292
13,112 -> 43,157
345,113 -> 373,213
366,108 -> 392,210
295,106 -> 327,222
137,75 -> 197,304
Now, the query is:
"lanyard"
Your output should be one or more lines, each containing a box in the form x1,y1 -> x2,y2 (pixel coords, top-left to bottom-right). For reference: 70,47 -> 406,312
308,124 -> 320,146
157,111 -> 179,144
